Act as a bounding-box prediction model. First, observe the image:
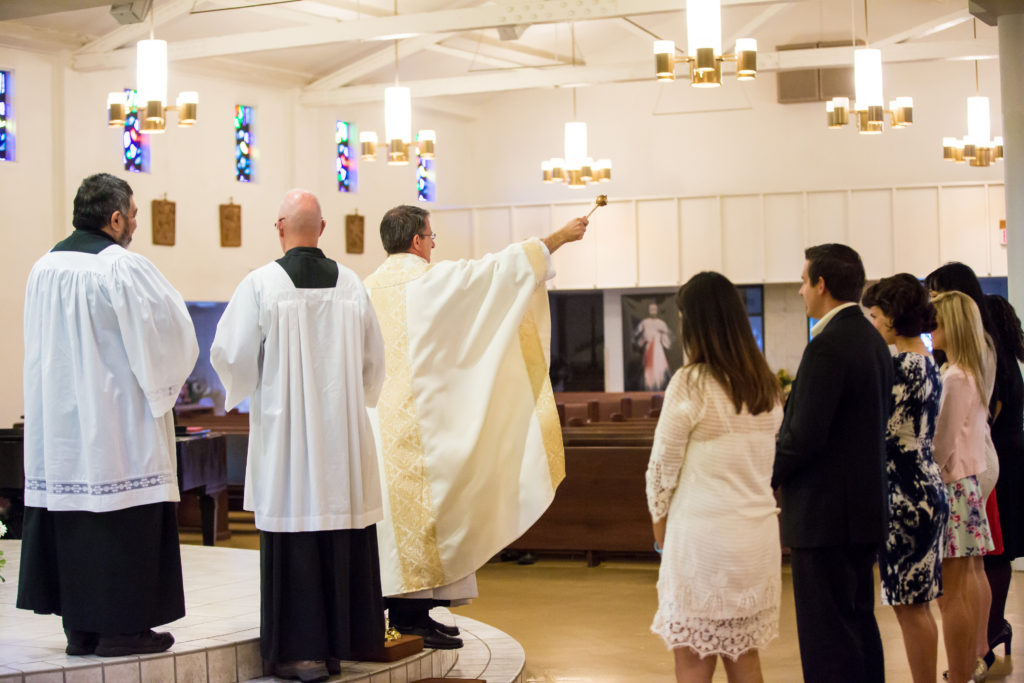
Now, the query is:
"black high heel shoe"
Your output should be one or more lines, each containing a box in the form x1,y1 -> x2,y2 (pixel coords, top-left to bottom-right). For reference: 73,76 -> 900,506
989,619 -> 1013,656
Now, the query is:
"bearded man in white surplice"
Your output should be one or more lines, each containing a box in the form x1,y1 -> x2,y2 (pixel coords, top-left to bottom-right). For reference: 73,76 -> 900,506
211,190 -> 387,682
365,204 -> 587,649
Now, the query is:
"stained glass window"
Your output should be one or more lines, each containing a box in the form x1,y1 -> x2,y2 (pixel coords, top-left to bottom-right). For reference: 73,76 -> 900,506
122,89 -> 148,173
235,105 -> 253,183
336,121 -> 356,193
0,70 -> 9,162
416,154 -> 435,203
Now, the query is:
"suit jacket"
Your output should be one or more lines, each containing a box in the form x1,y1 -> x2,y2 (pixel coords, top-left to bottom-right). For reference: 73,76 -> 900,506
773,305 -> 894,548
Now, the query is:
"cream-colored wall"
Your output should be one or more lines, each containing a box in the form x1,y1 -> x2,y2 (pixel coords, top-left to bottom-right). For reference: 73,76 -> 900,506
0,47 -> 1010,422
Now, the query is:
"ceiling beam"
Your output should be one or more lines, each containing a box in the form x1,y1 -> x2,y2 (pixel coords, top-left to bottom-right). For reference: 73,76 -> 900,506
0,0 -> 109,21
299,39 -> 999,105
306,33 -> 457,91
873,9 -> 972,48
72,0 -> 802,70
723,3 -> 795,53
75,0 -> 197,54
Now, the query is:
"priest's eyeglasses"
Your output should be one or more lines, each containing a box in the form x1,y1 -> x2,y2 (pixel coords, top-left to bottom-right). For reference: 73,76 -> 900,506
419,232 -> 437,241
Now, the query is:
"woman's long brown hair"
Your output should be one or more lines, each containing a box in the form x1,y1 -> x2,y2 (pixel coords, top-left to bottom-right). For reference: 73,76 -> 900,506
676,272 -> 781,415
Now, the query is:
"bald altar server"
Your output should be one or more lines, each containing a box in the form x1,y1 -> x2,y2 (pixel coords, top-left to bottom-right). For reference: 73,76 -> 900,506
365,205 -> 587,649
17,173 -> 198,657
211,190 -> 386,682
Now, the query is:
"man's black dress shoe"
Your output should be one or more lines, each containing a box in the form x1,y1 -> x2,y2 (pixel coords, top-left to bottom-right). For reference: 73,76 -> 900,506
274,660 -> 329,682
64,629 -> 99,656
94,630 -> 174,657
427,616 -> 460,637
397,625 -> 463,649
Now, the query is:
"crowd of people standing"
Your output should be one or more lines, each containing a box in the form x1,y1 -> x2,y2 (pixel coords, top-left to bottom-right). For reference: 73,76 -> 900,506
647,246 -> 1024,683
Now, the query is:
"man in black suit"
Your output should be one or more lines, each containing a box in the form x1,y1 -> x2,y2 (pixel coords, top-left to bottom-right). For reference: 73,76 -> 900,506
773,243 -> 893,682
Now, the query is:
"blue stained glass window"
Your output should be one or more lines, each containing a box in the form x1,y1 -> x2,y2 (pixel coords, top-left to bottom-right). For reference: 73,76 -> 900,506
122,89 -> 149,174
416,154 -> 435,203
235,105 -> 253,183
336,121 -> 356,193
1,70 -> 12,162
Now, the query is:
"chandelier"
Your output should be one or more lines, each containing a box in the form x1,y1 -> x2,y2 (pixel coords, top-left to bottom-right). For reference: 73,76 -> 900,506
941,21 -> 1003,167
652,0 -> 757,87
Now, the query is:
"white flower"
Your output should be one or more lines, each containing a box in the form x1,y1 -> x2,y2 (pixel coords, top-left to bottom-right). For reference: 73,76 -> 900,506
0,520 -> 6,537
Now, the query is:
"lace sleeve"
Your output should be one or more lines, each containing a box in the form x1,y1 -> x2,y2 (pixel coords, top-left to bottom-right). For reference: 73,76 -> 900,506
646,367 -> 706,522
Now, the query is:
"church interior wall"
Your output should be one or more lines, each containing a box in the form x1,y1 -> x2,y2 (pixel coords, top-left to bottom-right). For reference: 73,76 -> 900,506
0,43 -> 1010,425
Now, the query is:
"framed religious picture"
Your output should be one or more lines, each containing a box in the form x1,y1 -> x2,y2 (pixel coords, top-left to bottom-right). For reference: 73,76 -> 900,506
219,202 -> 241,247
621,293 -> 682,392
346,212 -> 364,254
151,198 -> 175,246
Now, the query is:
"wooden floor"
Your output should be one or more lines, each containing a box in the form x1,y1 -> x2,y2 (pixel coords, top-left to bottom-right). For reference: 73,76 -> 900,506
192,515 -> 1024,682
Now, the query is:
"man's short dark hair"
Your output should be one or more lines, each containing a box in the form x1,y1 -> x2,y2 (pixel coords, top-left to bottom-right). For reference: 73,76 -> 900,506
72,173 -> 133,232
805,243 -> 865,303
380,205 -> 429,254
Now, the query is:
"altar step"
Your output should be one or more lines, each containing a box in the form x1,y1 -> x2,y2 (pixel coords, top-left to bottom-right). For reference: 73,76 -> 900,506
0,543 -> 525,683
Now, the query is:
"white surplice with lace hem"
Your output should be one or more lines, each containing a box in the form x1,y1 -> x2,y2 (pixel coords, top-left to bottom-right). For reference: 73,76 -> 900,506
646,366 -> 783,659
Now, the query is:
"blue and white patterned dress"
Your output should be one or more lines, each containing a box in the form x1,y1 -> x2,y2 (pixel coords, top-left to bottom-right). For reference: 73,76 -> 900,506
879,352 -> 949,605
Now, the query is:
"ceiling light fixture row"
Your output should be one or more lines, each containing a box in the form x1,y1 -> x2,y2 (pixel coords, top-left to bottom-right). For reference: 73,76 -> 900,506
652,0 -> 756,87
359,2 -> 434,166
941,20 -> 1003,167
107,10 -> 197,132
825,1 -> 911,134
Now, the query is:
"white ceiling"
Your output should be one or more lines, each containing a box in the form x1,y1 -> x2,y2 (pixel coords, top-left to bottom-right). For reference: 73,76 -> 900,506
0,0 -> 1000,108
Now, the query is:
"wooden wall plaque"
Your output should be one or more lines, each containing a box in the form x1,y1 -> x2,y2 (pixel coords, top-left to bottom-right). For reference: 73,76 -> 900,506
219,203 -> 242,247
346,213 -> 365,254
151,199 -> 176,246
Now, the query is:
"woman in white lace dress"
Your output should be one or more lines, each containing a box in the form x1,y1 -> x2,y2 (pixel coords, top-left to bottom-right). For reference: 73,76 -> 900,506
646,271 -> 783,683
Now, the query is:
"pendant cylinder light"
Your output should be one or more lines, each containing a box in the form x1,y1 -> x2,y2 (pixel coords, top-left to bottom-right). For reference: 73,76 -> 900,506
385,86 -> 411,165
137,39 -> 167,128
735,38 -> 757,80
564,121 -> 588,170
967,96 -> 991,149
853,49 -> 882,111
686,0 -> 722,70
654,41 -> 675,81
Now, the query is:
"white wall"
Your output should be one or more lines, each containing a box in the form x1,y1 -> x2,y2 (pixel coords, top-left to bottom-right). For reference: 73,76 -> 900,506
0,46 -> 1010,424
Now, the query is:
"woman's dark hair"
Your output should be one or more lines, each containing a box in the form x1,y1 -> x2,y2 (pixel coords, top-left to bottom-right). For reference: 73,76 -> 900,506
676,271 -> 781,415
924,261 -> 998,345
861,273 -> 937,337
986,294 -> 1024,363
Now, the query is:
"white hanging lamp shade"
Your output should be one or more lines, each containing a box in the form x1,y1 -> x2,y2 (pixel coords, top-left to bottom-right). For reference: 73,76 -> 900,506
564,121 -> 588,169
385,86 -> 411,165
967,96 -> 991,148
137,38 -> 167,128
853,49 -> 883,110
686,0 -> 721,72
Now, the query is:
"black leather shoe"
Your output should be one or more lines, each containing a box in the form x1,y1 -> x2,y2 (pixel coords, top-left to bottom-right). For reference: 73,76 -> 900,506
396,625 -> 463,649
427,616 -> 460,637
94,630 -> 174,657
274,660 -> 329,682
64,628 -> 98,656
326,658 -> 342,675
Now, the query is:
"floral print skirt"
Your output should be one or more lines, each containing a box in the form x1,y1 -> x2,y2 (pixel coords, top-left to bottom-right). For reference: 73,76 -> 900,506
944,475 -> 994,558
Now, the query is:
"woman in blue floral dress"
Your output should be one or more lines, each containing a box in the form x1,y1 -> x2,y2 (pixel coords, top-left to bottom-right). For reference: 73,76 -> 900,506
863,274 -> 948,683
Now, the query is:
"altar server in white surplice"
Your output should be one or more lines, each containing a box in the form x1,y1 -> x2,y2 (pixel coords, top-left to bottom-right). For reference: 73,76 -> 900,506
211,190 -> 386,682
17,173 -> 198,658
365,205 -> 587,649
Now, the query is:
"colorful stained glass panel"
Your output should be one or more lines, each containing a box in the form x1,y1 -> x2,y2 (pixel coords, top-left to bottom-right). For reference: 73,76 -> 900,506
122,89 -> 148,173
416,154 -> 435,203
336,121 -> 356,193
235,105 -> 253,183
1,70 -> 12,162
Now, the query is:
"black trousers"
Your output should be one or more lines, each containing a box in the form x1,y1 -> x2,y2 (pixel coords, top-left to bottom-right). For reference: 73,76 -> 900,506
790,544 -> 884,683
260,525 -> 385,663
16,503 -> 185,634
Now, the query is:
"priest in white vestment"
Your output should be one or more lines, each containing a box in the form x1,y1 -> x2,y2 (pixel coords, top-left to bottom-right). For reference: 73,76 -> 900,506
365,204 -> 587,648
211,190 -> 387,682
18,173 -> 199,657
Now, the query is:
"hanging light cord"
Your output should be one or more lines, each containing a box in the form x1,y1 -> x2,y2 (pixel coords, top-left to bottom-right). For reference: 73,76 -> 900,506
394,0 -> 399,86
974,18 -> 980,93
863,0 -> 869,45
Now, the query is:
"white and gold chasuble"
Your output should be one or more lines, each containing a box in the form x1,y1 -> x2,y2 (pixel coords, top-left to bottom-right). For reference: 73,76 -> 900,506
365,238 -> 564,596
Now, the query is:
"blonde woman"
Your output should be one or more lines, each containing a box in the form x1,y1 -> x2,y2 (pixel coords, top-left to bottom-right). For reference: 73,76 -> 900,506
932,291 -> 995,683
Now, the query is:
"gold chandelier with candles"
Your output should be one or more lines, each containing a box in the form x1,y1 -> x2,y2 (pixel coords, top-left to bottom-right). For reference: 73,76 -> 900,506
825,0 -> 912,134
106,11 -> 196,132
652,0 -> 757,87
941,21 -> 1003,167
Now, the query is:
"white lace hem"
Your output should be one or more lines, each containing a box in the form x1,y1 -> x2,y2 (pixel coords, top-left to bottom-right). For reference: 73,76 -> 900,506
651,607 -> 779,661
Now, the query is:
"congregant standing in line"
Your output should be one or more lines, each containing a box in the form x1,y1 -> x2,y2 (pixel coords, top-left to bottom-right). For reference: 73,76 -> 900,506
17,173 -> 199,657
772,243 -> 893,682
364,205 -> 587,649
211,190 -> 387,682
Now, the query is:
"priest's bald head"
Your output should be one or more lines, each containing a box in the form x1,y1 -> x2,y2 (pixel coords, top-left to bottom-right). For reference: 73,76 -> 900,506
380,205 -> 435,263
276,189 -> 326,252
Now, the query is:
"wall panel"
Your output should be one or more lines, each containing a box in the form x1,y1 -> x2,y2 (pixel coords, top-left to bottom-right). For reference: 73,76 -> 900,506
594,200 -> 637,288
764,193 -> 805,283
473,207 -> 512,258
849,189 -> 893,280
637,199 -> 680,286
939,186 -> 989,275
680,197 -> 722,280
549,202 -> 595,289
721,194 -> 764,283
807,191 -> 847,246
512,205 -> 551,243
989,184 -> 1008,277
893,188 -> 940,277
430,209 -> 474,263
